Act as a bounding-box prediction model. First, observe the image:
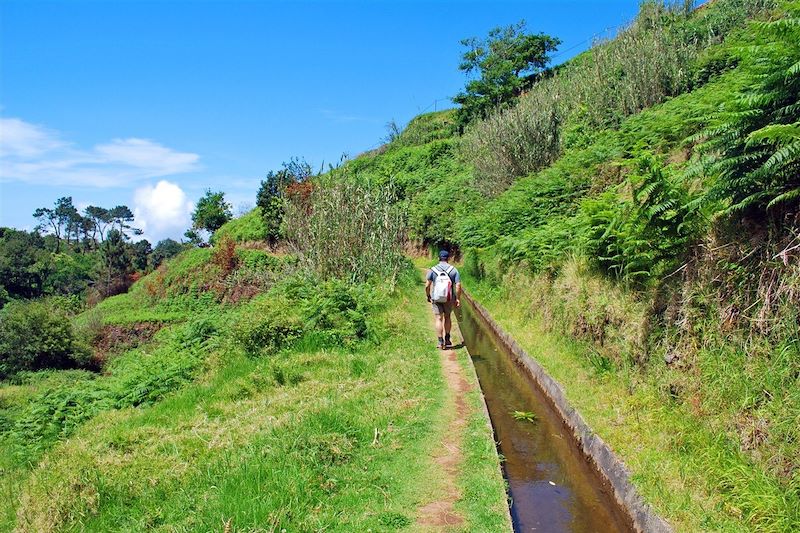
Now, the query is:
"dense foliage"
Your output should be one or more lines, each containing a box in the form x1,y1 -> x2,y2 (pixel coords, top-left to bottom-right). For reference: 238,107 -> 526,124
255,158 -> 313,245
462,0 -> 776,191
695,1 -> 800,214
0,299 -> 91,378
0,194 -> 197,308
191,189 -> 233,238
453,21 -> 560,129
284,169 -> 408,284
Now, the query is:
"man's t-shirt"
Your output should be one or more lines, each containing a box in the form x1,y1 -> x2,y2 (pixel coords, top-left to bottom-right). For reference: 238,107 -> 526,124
427,261 -> 460,301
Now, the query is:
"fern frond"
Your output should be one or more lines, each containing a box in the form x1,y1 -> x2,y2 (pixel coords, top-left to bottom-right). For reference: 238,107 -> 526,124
746,123 -> 800,145
776,102 -> 800,117
766,187 -> 800,209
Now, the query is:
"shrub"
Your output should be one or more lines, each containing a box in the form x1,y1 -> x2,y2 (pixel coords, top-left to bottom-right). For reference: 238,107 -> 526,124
211,237 -> 239,277
580,155 -> 701,286
176,316 -> 219,349
232,298 -> 304,357
11,377 -> 112,449
216,249 -> 288,304
496,215 -> 580,274
44,294 -> 84,315
458,163 -> 591,250
462,79 -> 563,193
301,280 -> 372,345
42,252 -> 95,297
0,300 -> 91,379
110,345 -> 204,407
237,249 -> 282,271
149,238 -> 185,269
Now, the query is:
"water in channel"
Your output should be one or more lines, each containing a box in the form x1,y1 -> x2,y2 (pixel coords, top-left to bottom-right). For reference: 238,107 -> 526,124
457,304 -> 633,533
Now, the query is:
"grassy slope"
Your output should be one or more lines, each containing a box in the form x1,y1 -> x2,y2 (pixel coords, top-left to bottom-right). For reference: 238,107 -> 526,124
463,269 -> 797,532
446,17 -> 800,530
211,207 -> 267,245
341,7 -> 799,530
1,246 -> 508,532
341,5 -> 797,530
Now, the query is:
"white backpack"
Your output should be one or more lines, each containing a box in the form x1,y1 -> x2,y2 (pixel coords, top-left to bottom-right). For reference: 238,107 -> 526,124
431,265 -> 454,303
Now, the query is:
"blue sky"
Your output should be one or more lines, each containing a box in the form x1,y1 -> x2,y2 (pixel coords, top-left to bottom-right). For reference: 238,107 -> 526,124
0,0 -> 642,242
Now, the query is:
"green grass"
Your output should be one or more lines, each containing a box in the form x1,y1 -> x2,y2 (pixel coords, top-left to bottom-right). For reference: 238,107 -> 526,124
1,271 -> 509,532
212,207 -> 268,244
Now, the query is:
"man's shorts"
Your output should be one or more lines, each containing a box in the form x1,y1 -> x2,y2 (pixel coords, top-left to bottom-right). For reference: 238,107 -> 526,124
431,301 -> 454,316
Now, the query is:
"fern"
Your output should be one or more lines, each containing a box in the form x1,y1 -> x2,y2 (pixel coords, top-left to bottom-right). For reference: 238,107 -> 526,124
696,1 -> 800,215
580,154 -> 701,287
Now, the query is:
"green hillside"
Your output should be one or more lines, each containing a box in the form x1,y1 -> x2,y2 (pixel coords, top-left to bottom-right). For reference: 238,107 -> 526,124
2,0 -> 798,531
0,243 -> 509,531
335,0 -> 800,530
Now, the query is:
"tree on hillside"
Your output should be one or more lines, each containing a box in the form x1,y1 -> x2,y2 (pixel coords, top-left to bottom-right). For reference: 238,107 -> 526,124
0,228 -> 48,304
62,203 -> 83,247
0,300 -> 90,378
33,196 -> 80,252
97,229 -> 132,296
84,206 -> 112,243
256,158 -> 312,247
257,174 -> 284,247
77,216 -> 96,251
130,239 -> 152,271
191,190 -> 232,239
34,199 -> 141,251
453,21 -> 560,129
108,205 -> 142,239
183,228 -> 204,246
150,238 -> 184,268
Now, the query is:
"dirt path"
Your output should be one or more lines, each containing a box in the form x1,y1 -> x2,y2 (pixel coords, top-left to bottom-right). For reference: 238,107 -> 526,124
416,312 -> 472,529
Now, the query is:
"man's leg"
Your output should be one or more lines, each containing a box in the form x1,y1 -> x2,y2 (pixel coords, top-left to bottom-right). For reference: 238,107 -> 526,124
433,304 -> 445,348
443,306 -> 453,347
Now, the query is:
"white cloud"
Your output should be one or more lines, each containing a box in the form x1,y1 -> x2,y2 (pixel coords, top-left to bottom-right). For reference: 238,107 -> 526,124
96,138 -> 199,174
133,180 -> 194,242
0,117 -> 200,187
0,117 -> 65,158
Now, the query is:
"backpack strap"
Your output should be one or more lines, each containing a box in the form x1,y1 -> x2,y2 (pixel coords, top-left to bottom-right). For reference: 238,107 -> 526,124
443,265 -> 454,275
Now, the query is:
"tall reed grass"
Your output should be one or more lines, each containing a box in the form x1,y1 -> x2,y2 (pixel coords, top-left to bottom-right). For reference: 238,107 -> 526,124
462,0 -> 776,193
284,171 -> 408,284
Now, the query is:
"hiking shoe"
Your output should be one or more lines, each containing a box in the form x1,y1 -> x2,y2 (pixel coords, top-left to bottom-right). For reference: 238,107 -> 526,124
437,339 -> 445,350
444,340 -> 453,349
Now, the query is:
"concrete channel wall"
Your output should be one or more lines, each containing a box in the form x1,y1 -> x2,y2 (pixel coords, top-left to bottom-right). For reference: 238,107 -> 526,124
462,290 -> 673,533
452,318 -> 515,531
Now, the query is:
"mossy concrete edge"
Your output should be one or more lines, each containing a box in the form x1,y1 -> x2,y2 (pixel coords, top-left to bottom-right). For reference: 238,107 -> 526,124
452,318 -> 513,531
462,290 -> 672,533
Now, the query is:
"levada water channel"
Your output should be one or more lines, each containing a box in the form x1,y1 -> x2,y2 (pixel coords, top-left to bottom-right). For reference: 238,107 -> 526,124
457,301 -> 634,533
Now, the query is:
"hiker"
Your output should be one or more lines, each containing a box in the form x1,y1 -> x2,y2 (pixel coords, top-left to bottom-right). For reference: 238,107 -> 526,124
425,250 -> 462,349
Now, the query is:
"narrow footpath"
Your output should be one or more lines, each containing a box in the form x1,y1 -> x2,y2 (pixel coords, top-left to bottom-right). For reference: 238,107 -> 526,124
415,315 -> 471,528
